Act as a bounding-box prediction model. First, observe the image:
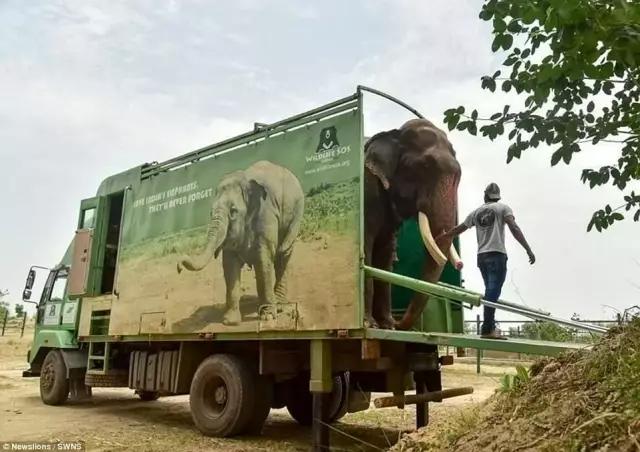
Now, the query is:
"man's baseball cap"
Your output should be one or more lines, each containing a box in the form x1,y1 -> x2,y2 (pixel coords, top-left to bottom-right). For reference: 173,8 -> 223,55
485,182 -> 501,201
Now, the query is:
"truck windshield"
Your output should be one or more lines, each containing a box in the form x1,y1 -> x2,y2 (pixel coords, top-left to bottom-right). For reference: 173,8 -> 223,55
50,273 -> 68,301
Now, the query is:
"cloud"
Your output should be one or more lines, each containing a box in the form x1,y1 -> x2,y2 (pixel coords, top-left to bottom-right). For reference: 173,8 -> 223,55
0,0 -> 637,321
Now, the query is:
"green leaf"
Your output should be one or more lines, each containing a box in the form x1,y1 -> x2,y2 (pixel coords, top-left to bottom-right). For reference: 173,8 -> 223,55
502,80 -> 512,92
492,35 -> 502,52
493,17 -> 507,32
551,150 -> 563,166
471,109 -> 478,120
479,8 -> 493,21
587,101 -> 595,112
502,34 -> 514,50
490,112 -> 502,120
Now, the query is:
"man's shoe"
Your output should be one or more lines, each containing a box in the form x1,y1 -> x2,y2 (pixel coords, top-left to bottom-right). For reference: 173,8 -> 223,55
480,330 -> 508,340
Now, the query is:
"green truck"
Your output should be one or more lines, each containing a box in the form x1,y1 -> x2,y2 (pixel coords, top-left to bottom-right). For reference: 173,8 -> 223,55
21,87 -> 593,450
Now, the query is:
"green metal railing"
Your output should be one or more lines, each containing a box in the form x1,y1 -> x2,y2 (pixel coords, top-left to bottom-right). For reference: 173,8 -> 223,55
141,94 -> 359,179
364,265 -> 608,334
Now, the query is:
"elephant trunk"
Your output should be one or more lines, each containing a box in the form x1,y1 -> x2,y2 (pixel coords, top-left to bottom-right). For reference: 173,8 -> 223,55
396,174 -> 459,330
177,208 -> 228,273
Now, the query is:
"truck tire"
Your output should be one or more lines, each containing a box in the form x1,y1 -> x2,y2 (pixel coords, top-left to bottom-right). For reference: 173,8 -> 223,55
137,390 -> 160,401
285,373 -> 347,426
85,371 -> 128,387
331,372 -> 350,422
40,350 -> 69,406
189,354 -> 257,437
242,375 -> 273,435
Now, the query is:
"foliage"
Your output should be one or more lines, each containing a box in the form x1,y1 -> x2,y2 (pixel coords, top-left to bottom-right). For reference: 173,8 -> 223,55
521,320 -> 573,341
299,179 -> 359,240
444,0 -> 640,231
498,364 -> 531,393
14,304 -> 24,317
0,301 -> 8,319
396,319 -> 640,451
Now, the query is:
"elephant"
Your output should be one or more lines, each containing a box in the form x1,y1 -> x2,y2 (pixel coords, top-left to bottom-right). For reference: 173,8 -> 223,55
177,160 -> 305,326
364,118 -> 462,330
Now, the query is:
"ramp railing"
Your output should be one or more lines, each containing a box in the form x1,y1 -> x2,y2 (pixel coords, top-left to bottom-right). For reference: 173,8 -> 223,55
364,266 -> 609,334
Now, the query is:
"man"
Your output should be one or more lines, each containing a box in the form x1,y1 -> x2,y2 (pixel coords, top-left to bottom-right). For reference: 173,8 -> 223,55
438,183 -> 535,339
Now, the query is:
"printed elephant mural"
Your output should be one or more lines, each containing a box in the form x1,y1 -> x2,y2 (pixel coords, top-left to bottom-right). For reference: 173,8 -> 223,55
177,160 -> 304,326
364,118 -> 462,330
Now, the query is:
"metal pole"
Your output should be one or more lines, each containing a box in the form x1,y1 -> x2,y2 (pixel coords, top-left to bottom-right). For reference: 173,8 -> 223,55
364,266 -> 482,306
1,313 -> 6,336
365,265 -> 608,333
439,282 -> 551,316
476,315 -> 481,374
357,85 -> 425,119
374,387 -> 474,408
482,300 -> 608,333
20,311 -> 27,338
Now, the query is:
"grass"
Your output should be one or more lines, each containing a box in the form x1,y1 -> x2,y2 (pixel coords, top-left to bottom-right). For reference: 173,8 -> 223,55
394,318 -> 640,451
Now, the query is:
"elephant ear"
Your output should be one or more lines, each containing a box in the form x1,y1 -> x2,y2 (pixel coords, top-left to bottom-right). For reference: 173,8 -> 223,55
364,130 -> 401,190
248,179 -> 268,206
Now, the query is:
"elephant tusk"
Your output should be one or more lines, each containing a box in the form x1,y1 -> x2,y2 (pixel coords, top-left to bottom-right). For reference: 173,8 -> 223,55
418,212 -> 447,267
448,244 -> 463,270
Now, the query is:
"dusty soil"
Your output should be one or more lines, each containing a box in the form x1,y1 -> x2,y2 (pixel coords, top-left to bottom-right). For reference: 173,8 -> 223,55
0,330 -> 509,451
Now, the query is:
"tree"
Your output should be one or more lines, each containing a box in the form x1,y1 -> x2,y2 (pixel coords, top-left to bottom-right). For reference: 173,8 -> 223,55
522,321 -> 573,341
444,0 -> 640,231
0,301 -> 8,319
14,304 -> 24,318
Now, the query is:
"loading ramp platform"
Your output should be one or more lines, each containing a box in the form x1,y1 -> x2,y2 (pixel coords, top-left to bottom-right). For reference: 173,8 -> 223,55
365,328 -> 591,356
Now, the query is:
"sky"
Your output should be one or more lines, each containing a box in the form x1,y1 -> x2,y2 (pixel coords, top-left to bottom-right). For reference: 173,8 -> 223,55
0,0 -> 638,322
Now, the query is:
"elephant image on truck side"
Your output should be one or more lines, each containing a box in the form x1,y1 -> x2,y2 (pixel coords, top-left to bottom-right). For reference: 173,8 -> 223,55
177,160 -> 305,326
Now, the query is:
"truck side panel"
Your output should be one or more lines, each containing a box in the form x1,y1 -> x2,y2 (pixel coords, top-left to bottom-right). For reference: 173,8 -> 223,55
108,110 -> 362,335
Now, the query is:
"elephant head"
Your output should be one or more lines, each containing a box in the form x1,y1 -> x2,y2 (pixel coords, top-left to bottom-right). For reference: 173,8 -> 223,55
365,118 -> 461,329
177,172 -> 267,273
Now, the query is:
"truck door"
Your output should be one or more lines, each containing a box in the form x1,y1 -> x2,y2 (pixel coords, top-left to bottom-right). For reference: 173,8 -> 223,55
68,196 -> 107,298
37,268 -> 72,328
68,192 -> 125,298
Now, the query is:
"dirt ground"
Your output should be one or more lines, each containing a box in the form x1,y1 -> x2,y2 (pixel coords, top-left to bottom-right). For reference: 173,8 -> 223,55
0,329 -> 513,451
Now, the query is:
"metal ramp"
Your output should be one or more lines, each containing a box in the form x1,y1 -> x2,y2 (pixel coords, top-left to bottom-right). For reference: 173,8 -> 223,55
365,328 -> 590,356
364,265 -> 605,356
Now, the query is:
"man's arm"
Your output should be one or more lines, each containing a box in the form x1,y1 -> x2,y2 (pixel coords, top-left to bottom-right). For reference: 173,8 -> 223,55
437,223 -> 469,242
504,215 -> 535,264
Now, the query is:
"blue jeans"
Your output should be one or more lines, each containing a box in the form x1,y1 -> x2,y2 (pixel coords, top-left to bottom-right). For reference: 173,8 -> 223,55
477,252 -> 507,335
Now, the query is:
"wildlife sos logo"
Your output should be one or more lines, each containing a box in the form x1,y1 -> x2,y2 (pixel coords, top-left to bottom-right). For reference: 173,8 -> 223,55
316,126 -> 340,152
305,126 -> 352,174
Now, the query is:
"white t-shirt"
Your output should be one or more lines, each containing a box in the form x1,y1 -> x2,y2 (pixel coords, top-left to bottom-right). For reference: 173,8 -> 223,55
463,202 -> 514,255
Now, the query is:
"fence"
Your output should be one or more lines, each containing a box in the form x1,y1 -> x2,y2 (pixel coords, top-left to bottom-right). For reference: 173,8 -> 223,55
0,311 -> 29,337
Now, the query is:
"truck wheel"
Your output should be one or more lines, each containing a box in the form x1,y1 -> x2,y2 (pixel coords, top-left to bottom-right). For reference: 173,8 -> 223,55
40,350 -> 69,405
189,354 -> 256,437
242,376 -> 273,435
137,390 -> 160,401
285,373 -> 346,426
330,372 -> 350,422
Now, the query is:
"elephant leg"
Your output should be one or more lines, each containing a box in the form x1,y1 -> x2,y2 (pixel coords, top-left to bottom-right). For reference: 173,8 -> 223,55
254,239 -> 277,309
363,232 -> 378,329
274,199 -> 303,304
372,230 -> 395,329
274,248 -> 292,303
222,251 -> 243,326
